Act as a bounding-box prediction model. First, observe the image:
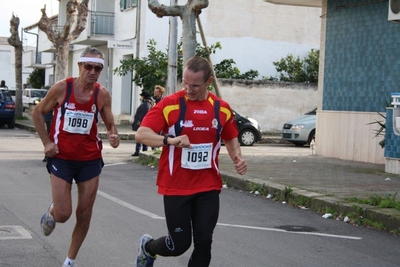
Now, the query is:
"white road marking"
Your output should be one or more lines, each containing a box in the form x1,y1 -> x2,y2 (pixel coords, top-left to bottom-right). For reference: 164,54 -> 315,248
217,223 -> 362,240
104,162 -> 128,167
97,190 -> 164,219
97,190 -> 362,240
0,225 -> 32,240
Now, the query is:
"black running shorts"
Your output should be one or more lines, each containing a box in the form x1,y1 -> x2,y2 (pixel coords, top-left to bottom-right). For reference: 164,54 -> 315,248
46,157 -> 104,184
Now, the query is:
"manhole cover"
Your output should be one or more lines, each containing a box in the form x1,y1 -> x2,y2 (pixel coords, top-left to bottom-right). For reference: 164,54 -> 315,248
0,226 -> 32,240
275,225 -> 317,232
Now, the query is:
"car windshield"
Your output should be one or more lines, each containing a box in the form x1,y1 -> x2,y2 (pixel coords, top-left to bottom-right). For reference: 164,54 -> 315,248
233,109 -> 244,117
32,90 -> 47,98
0,90 -> 12,102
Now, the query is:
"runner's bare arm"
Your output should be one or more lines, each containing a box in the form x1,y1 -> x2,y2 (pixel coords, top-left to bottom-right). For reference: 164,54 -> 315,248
224,138 -> 247,175
98,87 -> 119,148
136,126 -> 192,148
32,82 -> 64,146
32,82 -> 65,156
135,126 -> 164,147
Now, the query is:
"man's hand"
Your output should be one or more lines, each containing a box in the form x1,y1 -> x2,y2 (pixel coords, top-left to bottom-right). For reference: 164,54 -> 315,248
44,142 -> 59,158
108,133 -> 120,148
233,155 -> 247,175
170,135 -> 193,149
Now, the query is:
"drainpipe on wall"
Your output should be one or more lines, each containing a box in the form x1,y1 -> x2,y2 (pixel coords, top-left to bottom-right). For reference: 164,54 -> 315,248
23,28 -> 39,65
132,0 -> 142,115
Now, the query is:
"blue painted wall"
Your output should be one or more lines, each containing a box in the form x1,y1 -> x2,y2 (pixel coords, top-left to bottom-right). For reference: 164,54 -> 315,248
384,108 -> 400,158
324,0 -> 400,112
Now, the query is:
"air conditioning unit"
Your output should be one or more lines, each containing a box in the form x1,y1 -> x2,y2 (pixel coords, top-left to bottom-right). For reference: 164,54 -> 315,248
389,0 -> 400,22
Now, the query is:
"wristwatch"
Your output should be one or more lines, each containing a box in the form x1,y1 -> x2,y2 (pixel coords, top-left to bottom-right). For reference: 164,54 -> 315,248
163,134 -> 174,146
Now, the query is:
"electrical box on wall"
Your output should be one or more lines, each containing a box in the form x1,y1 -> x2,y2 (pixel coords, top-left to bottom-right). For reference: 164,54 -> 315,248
391,93 -> 400,136
389,0 -> 400,22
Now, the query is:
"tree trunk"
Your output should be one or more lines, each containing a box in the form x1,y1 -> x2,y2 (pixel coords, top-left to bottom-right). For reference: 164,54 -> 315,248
148,0 -> 209,82
180,8 -> 197,66
7,14 -> 23,117
56,41 -> 71,81
38,0 -> 89,80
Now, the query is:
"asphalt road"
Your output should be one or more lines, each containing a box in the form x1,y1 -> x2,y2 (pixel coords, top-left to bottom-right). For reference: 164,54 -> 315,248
0,128 -> 399,267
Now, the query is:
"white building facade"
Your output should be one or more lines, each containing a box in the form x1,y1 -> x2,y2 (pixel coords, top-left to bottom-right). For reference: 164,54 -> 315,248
0,37 -> 39,89
30,0 -> 320,118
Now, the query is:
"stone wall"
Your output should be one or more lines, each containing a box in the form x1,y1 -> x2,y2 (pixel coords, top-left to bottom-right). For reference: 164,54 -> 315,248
218,79 -> 318,134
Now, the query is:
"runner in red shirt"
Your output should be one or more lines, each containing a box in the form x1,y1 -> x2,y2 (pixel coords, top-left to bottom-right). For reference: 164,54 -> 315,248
135,56 -> 247,267
32,46 -> 120,267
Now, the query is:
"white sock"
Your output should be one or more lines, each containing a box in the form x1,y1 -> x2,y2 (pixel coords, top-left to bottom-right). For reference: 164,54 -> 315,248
63,257 -> 75,266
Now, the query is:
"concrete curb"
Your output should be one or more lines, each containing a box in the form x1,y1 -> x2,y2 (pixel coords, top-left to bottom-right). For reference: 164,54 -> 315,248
220,173 -> 400,232
138,151 -> 400,234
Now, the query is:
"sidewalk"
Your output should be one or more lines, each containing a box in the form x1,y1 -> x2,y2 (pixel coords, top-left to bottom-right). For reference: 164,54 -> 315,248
15,116 -> 400,234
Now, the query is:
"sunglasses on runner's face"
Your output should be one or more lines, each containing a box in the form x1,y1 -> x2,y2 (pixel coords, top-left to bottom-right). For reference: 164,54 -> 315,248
81,63 -> 103,72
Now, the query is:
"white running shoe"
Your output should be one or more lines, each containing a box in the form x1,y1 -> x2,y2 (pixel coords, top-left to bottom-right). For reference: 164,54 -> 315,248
40,202 -> 55,236
136,234 -> 156,267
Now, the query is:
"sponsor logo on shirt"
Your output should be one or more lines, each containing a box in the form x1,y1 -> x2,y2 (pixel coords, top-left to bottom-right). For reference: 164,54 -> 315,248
180,120 -> 194,127
65,102 -> 76,109
194,110 -> 207,114
193,127 -> 209,131
212,118 -> 218,129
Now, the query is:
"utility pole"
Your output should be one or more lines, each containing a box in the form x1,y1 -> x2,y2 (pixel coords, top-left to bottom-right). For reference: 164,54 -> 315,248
166,0 -> 178,94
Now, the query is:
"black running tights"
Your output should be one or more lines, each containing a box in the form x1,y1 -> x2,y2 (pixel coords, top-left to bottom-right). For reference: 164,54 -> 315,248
146,190 -> 220,267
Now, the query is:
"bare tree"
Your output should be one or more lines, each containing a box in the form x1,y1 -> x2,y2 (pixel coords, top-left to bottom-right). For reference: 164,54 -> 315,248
7,14 -> 23,117
38,0 -> 90,80
148,0 -> 209,66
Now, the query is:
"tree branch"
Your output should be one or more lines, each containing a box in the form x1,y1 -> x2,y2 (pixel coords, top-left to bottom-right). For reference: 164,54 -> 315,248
148,0 -> 184,18
71,0 -> 89,39
38,5 -> 59,44
61,0 -> 78,41
8,14 -> 22,48
189,0 -> 208,16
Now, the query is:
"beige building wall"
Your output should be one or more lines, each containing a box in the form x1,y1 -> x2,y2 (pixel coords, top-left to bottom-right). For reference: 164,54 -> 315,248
218,80 -> 318,134
317,111 -> 385,164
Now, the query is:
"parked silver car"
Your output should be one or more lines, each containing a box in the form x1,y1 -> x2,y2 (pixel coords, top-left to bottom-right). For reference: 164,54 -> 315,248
282,109 -> 316,146
23,88 -> 48,111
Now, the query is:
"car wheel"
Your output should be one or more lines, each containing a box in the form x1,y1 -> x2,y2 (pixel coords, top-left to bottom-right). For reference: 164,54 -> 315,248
307,130 -> 316,145
8,120 -> 15,129
238,129 -> 255,146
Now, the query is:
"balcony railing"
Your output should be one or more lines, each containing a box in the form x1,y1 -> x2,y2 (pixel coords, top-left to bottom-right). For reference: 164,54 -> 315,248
27,51 -> 42,65
90,11 -> 114,36
51,11 -> 114,36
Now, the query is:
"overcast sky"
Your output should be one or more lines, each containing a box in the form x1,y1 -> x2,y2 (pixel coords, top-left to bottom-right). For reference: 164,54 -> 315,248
1,0 -> 59,46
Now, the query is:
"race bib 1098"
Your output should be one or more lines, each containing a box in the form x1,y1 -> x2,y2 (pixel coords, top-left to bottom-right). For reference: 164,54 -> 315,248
63,110 -> 94,135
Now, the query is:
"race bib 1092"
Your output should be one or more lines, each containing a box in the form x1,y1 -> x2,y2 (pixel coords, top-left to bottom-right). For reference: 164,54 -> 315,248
181,143 -> 213,170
